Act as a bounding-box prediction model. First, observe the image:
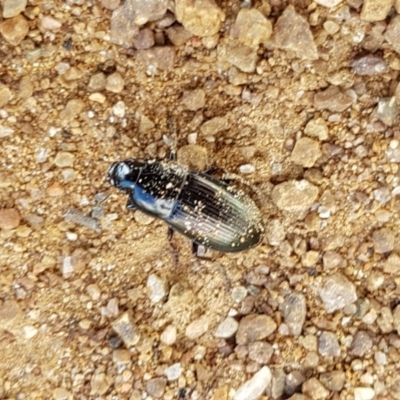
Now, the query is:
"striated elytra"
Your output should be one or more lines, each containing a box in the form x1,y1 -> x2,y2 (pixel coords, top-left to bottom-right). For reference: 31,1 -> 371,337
108,159 -> 264,253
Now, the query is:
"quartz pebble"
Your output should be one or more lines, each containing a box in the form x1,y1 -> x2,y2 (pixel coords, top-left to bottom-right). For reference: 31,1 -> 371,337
111,312 -> 140,347
2,0 -> 27,18
233,366 -> 272,400
40,16 -> 62,31
214,317 -> 239,338
372,227 -> 395,254
54,152 -> 75,168
0,124 -> 14,138
318,331 -> 341,357
384,15 -> 400,55
0,85 -> 12,108
273,6 -> 318,60
110,2 -> 139,47
272,180 -> 319,213
351,55 -> 388,75
200,116 -> 229,136
219,43 -> 258,73
164,363 -> 182,381
160,325 -> 177,345
106,72 -> 124,93
175,0 -> 225,37
90,371 -> 112,395
248,341 -> 273,364
315,0 -> 342,6
53,388 -> 71,400
0,300 -> 22,321
185,315 -> 209,339
166,25 -> 192,46
0,208 -> 21,230
354,387 -> 375,400
302,378 -> 329,399
146,377 -> 167,398
147,274 -> 168,303
361,0 -> 393,21
319,371 -> 345,391
182,89 -> 205,111
290,137 -> 322,168
233,8 -> 272,47
304,118 -> 328,141
235,163 -> 253,175
393,305 -> 400,335
133,28 -> 155,50
318,273 -> 357,313
0,15 -> 29,46
376,97 -> 398,126
282,293 -> 306,336
350,331 -> 373,357
236,314 -> 277,345
313,86 -> 353,112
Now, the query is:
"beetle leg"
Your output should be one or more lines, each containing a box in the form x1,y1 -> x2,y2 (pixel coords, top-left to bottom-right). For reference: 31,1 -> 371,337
126,196 -> 137,211
168,227 -> 179,264
191,241 -> 199,256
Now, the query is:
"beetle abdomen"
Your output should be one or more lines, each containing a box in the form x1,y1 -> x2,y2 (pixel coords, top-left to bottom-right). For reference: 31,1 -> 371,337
167,172 -> 264,252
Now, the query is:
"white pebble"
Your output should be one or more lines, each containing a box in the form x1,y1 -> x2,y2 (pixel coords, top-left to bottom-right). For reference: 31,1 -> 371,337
23,325 -> 38,339
66,232 -> 78,241
234,367 -> 272,400
160,325 -> 177,345
214,317 -> 239,338
354,387 -> 375,400
112,101 -> 126,118
164,363 -> 182,381
239,164 -> 255,174
62,256 -> 74,278
187,132 -> 197,144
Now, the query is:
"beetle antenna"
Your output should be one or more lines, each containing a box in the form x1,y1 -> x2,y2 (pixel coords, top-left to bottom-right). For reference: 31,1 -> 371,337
166,116 -> 178,161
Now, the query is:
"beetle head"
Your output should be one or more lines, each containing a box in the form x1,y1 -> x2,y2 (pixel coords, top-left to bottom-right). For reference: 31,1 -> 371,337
108,159 -> 145,193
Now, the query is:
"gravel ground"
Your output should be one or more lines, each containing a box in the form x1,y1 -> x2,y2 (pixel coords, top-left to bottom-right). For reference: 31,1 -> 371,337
1,0 -> 400,399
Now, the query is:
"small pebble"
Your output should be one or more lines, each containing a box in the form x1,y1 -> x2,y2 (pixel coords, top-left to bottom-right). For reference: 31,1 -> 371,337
40,16 -> 62,31
182,89 -> 205,111
354,387 -> 375,400
164,363 -> 182,381
239,164 -> 255,174
350,331 -> 373,357
272,180 -> 319,213
302,378 -> 329,399
147,274 -> 169,303
23,325 -> 38,339
0,15 -> 29,46
54,152 -> 75,168
185,315 -> 209,339
318,331 -> 341,357
236,314 -> 277,345
273,5 -> 318,60
111,312 -> 140,347
0,208 -> 21,230
290,137 -> 322,168
0,124 -> 14,138
160,325 -> 177,345
282,293 -> 306,336
214,317 -> 239,338
90,371 -> 112,396
233,366 -> 272,400
2,0 -> 27,18
106,72 -> 125,93
146,377 -> 167,398
318,273 -> 357,313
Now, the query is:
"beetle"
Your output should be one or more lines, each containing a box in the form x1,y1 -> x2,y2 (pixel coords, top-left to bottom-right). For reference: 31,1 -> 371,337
107,158 -> 264,254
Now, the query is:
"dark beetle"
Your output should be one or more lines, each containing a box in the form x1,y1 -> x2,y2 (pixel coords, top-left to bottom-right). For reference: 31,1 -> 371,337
108,159 -> 264,253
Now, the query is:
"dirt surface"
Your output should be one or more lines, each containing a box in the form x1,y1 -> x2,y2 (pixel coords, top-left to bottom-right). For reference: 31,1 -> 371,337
1,0 -> 400,399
